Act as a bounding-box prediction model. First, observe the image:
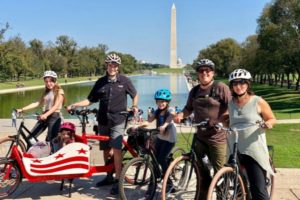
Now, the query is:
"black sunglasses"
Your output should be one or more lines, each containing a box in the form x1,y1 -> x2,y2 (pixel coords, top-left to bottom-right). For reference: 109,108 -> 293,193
232,79 -> 247,86
198,68 -> 212,74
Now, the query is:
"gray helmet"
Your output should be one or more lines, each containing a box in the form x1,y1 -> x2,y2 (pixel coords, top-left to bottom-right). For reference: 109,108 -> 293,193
195,59 -> 215,71
105,53 -> 121,65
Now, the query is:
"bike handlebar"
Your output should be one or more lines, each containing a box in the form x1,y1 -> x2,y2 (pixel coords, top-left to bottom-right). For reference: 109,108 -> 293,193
215,121 -> 265,134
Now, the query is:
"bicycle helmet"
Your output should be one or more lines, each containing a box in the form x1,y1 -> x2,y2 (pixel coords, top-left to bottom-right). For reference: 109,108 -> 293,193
229,69 -> 252,82
60,122 -> 76,133
154,89 -> 172,101
105,53 -> 121,65
195,59 -> 215,71
43,70 -> 58,79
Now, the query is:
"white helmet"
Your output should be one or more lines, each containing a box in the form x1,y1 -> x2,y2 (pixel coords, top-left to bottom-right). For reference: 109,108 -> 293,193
195,59 -> 215,71
43,70 -> 57,79
105,53 -> 121,65
229,69 -> 252,82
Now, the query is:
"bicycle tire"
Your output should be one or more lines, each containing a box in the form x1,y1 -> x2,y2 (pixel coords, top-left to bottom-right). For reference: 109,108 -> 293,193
0,160 -> 22,198
207,166 -> 246,200
119,157 -> 156,200
171,147 -> 185,158
161,155 -> 201,200
0,137 -> 26,158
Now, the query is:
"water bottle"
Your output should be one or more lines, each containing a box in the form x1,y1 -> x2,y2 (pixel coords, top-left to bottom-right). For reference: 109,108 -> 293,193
202,155 -> 213,177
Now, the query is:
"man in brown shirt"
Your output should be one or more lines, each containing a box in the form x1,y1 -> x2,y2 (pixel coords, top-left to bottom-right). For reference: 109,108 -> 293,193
174,58 -> 231,199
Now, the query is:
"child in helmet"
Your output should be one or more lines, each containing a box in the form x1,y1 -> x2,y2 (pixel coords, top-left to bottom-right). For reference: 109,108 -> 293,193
134,89 -> 177,175
52,122 -> 76,152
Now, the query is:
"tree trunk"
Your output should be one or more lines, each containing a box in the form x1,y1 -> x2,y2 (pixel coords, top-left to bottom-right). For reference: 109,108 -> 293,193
295,69 -> 300,91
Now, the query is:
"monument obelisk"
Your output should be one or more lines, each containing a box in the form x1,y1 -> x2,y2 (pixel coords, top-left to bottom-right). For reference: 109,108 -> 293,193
170,3 -> 177,68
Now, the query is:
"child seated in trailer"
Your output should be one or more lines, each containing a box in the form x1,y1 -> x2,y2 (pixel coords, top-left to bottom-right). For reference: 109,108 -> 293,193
52,122 -> 76,152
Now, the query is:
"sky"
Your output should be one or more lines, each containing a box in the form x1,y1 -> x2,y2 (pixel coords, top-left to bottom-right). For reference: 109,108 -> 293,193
1,0 -> 271,65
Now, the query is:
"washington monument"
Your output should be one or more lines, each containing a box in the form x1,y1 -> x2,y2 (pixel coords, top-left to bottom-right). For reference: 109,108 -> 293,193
170,3 -> 177,68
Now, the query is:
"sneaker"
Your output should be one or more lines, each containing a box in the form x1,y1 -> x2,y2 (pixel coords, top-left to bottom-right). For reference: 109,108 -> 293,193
110,183 -> 119,195
96,174 -> 115,187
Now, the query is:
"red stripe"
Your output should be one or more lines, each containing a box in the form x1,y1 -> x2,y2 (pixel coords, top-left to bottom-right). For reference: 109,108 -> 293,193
30,156 -> 88,168
30,163 -> 89,173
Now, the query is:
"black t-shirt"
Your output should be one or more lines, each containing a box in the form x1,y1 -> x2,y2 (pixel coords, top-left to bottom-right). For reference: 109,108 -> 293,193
87,74 -> 137,125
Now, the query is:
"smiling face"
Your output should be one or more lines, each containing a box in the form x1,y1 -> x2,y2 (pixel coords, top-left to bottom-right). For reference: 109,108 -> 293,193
156,99 -> 169,110
44,77 -> 56,90
197,67 -> 214,85
231,79 -> 248,96
106,62 -> 119,77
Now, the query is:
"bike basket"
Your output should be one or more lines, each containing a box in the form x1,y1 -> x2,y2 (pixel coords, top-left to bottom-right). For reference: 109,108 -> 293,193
127,128 -> 157,150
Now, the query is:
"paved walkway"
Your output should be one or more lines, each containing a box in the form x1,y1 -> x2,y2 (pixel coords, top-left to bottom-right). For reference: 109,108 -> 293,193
1,118 -> 300,199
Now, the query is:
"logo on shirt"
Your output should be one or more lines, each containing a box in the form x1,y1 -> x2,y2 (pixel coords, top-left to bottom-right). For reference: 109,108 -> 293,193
118,85 -> 124,88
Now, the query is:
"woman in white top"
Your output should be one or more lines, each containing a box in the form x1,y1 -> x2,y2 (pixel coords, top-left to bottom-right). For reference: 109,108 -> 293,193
17,70 -> 65,143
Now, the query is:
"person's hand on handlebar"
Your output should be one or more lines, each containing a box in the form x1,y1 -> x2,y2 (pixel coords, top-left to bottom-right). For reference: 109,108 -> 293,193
174,112 -> 184,123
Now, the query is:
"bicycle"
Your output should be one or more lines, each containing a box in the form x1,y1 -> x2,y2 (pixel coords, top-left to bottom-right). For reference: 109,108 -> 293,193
0,112 -> 41,159
206,122 -> 276,200
0,107 -> 140,198
161,120 -> 214,200
119,127 -> 185,200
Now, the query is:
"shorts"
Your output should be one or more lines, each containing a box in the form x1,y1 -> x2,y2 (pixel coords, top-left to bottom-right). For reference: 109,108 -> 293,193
98,121 -> 125,150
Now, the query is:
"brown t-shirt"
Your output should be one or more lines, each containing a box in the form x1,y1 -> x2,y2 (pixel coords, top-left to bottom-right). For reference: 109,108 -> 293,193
184,81 -> 231,144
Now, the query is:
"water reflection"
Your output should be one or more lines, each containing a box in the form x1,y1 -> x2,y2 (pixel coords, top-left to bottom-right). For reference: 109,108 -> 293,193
0,74 -> 189,118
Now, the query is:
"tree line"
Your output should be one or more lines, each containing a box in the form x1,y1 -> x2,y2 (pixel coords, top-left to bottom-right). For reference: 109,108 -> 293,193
1,0 -> 299,90
193,0 -> 300,90
0,25 -> 167,82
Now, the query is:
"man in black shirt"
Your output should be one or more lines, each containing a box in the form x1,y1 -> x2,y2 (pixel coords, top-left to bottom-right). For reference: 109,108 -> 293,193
67,53 -> 139,195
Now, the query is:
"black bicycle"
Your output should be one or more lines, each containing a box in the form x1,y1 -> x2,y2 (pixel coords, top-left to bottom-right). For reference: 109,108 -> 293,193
119,127 -> 185,200
206,122 -> 276,200
161,120 -> 214,200
0,112 -> 41,158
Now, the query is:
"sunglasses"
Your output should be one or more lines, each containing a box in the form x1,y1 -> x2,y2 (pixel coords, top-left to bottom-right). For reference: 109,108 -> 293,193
198,68 -> 212,74
232,79 -> 247,86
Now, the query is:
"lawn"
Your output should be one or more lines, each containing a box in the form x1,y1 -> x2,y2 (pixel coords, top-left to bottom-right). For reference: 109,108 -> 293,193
0,76 -> 96,90
175,123 -> 300,168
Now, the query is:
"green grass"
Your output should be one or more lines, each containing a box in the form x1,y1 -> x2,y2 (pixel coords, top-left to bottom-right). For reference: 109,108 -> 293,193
0,76 -> 97,90
175,123 -> 300,168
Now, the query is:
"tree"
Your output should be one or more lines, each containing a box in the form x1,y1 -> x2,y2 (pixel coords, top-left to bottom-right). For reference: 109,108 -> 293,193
55,35 -> 77,77
195,38 -> 241,77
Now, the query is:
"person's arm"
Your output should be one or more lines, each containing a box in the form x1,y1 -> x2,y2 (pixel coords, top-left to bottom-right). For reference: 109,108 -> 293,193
39,93 -> 64,120
159,109 -> 175,134
17,101 -> 40,113
67,99 -> 92,110
174,108 -> 192,123
131,94 -> 139,113
258,98 -> 276,129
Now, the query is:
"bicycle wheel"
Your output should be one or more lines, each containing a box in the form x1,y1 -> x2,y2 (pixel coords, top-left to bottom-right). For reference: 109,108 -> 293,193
0,159 -> 22,198
0,137 -> 26,158
119,157 -> 156,200
161,155 -> 201,200
171,147 -> 185,158
207,166 -> 246,200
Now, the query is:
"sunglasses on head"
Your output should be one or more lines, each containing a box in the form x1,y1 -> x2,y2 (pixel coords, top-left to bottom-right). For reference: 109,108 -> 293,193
198,68 -> 212,74
232,79 -> 247,86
